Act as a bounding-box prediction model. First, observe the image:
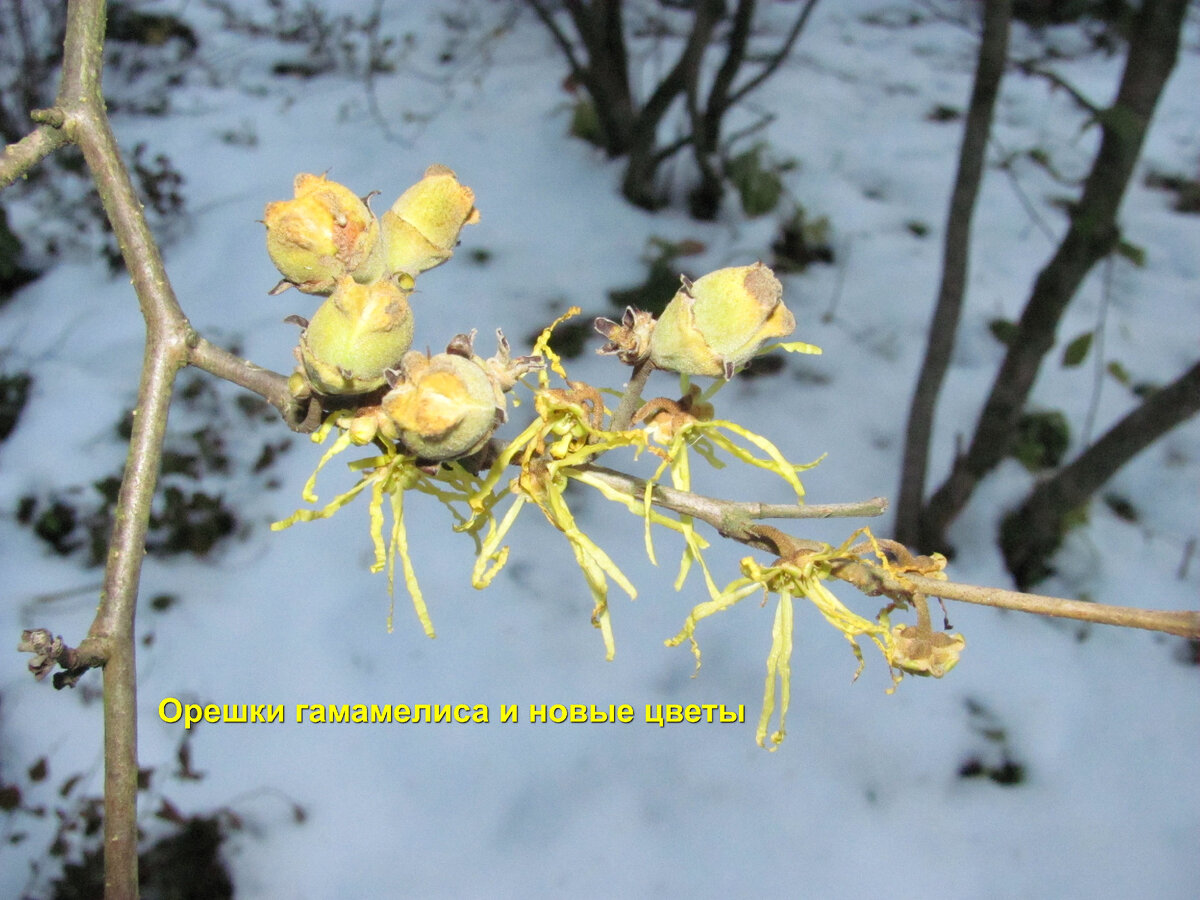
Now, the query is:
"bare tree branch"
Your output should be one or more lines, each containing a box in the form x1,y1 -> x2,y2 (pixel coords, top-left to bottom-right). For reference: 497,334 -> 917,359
578,463 -> 1199,640
526,0 -> 589,83
188,337 -> 321,432
0,121 -> 67,187
895,0 -> 1011,545
608,357 -> 656,431
5,0 -> 200,891
1002,358 -> 1200,588
1014,58 -> 1103,118
900,574 -> 1200,639
725,0 -> 822,109
633,0 -> 722,139
704,0 -> 756,127
577,462 -> 889,531
920,0 -> 1190,550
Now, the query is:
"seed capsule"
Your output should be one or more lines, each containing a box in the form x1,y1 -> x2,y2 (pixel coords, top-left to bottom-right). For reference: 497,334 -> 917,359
381,164 -> 479,277
648,262 -> 794,378
381,350 -> 501,460
298,276 -> 414,395
264,173 -> 383,294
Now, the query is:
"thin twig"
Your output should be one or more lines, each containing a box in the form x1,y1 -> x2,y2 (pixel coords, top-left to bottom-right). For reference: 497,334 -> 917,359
579,463 -> 1198,640
725,0 -> 822,108
362,0 -> 409,147
1081,253 -> 1113,446
1014,58 -> 1103,117
0,122 -> 67,187
903,573 -> 1200,639
525,0 -> 589,85
188,337 -> 320,432
990,137 -> 1058,243
577,463 -> 888,529
608,358 -> 656,431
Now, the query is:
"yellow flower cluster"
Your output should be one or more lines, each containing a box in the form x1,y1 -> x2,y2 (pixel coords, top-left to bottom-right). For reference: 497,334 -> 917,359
666,527 -> 965,750
265,171 -> 964,749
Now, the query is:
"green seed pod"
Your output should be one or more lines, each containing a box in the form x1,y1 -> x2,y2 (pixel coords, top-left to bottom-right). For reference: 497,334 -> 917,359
380,164 -> 479,277
298,276 -> 414,395
381,350 -> 501,460
264,173 -> 383,294
648,262 -> 794,378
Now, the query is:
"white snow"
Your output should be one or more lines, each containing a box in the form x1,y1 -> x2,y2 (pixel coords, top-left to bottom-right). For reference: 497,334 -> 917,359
1,2 -> 1197,897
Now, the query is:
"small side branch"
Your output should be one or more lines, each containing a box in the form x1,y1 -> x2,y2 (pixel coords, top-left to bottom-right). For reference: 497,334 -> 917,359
816,543 -> 1200,641
578,462 -> 888,539
608,359 -> 656,431
188,337 -> 321,432
525,0 -> 588,83
579,463 -> 1198,640
725,0 -> 822,109
0,120 -> 68,188
18,629 -> 105,688
1014,59 -> 1102,117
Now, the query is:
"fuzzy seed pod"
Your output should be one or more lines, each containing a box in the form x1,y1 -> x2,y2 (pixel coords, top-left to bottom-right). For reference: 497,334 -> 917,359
380,164 -> 480,276
648,262 -> 794,378
298,276 -> 414,395
381,350 -> 501,460
264,173 -> 384,294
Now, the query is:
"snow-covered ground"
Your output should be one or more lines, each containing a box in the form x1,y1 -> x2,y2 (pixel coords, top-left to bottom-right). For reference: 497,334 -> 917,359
1,2 -> 1197,897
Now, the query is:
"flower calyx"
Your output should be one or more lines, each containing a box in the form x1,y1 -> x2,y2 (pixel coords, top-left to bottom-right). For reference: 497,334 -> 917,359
856,539 -> 948,581
535,381 -> 607,445
843,534 -> 964,678
447,329 -> 545,403
594,306 -> 656,365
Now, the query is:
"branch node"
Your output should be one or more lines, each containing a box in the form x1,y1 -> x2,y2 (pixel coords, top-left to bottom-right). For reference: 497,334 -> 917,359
18,628 -> 63,680
18,628 -> 99,687
30,107 -> 66,128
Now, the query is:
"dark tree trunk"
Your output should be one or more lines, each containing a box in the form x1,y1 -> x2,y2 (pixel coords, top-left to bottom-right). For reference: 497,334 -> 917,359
918,0 -> 1190,553
619,0 -> 724,210
527,0 -> 821,216
894,0 -> 1012,547
1001,359 -> 1200,588
567,0 -> 636,156
686,0 -> 755,219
